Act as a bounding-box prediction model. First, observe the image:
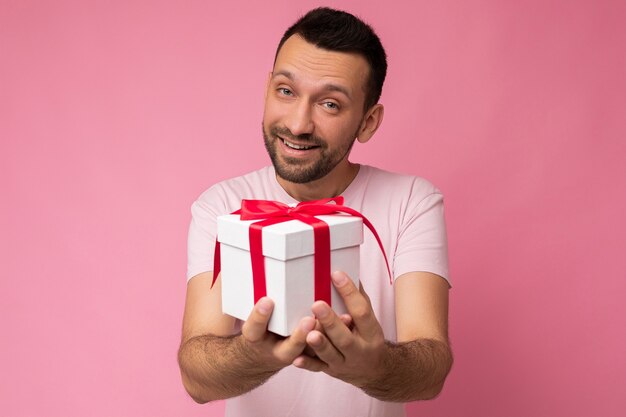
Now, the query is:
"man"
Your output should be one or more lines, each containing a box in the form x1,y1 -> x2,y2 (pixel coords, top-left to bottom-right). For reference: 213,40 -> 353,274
178,7 -> 452,417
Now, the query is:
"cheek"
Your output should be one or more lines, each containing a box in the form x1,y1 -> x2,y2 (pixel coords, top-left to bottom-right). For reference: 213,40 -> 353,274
263,97 -> 288,123
325,118 -> 360,142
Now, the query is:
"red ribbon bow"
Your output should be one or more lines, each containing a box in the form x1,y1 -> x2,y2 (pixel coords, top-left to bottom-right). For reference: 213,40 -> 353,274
212,197 -> 391,305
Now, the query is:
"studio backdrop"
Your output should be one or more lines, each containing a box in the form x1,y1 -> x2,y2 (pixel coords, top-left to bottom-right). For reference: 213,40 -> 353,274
1,1 -> 624,416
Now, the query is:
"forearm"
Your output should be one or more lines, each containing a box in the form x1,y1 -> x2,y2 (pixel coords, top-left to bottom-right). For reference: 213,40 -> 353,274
361,338 -> 453,402
178,333 -> 279,403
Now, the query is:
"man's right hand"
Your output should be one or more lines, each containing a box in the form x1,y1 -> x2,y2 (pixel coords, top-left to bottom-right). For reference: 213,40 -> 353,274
240,297 -> 316,370
179,272 -> 316,402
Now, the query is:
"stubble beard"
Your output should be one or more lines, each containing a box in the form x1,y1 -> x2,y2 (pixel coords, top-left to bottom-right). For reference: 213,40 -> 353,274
262,123 -> 357,184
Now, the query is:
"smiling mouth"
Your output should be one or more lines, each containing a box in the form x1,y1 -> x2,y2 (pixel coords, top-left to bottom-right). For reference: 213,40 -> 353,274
280,137 -> 320,150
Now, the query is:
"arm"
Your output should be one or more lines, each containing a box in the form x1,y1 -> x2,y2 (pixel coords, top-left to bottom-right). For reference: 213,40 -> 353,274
177,271 -> 315,403
293,270 -> 452,402
373,270 -> 452,400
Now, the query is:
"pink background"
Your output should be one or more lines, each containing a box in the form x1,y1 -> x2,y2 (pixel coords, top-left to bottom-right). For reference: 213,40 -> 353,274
2,0 -> 625,416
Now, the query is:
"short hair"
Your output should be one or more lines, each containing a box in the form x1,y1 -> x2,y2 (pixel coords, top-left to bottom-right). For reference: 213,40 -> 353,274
275,7 -> 387,112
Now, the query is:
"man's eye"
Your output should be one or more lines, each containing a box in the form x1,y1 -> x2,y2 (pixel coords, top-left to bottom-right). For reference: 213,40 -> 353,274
323,102 -> 339,110
278,88 -> 293,96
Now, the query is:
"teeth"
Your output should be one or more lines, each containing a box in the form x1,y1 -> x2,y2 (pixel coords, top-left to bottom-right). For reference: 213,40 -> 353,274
284,139 -> 313,150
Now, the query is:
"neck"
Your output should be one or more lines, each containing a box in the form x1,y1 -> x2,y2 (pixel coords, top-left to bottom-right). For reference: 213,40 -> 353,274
277,160 -> 360,202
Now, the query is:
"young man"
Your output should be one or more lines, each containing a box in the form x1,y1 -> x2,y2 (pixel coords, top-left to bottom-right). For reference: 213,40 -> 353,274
178,8 -> 452,417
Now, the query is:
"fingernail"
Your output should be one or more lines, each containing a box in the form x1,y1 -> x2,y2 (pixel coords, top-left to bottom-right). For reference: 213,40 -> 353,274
300,317 -> 315,332
314,305 -> 329,319
331,271 -> 348,287
257,297 -> 273,315
308,332 -> 322,347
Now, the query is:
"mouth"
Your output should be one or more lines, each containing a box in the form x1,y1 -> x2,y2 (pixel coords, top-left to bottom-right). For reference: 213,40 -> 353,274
279,137 -> 320,151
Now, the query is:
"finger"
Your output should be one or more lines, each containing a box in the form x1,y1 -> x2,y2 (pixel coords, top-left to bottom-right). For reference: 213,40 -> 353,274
306,330 -> 344,366
314,319 -> 324,332
241,297 -> 274,343
275,316 -> 316,361
331,271 -> 383,341
304,339 -> 318,358
303,319 -> 324,357
292,354 -> 328,372
339,313 -> 353,329
311,301 -> 353,354
359,283 -> 372,303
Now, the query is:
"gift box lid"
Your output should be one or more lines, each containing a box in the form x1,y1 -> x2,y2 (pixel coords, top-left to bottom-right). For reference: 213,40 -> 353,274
217,214 -> 363,261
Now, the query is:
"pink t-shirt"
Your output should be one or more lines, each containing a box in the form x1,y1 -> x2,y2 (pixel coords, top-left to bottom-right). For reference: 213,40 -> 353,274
187,164 -> 449,417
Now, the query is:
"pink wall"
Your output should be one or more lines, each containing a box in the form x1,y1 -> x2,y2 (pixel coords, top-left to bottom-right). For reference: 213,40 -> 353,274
2,1 -> 624,416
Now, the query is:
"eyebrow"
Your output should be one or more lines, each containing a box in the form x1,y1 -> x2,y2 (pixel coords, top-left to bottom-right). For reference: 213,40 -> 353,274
272,70 -> 352,100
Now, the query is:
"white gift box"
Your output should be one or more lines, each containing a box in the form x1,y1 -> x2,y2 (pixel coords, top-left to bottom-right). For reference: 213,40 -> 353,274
217,213 -> 363,336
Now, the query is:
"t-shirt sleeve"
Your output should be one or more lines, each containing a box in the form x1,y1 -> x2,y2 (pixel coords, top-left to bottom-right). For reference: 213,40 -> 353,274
393,187 -> 450,285
186,186 -> 225,282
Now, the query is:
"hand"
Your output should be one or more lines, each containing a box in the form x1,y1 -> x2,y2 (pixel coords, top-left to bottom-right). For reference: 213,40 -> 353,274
240,297 -> 316,371
292,271 -> 387,388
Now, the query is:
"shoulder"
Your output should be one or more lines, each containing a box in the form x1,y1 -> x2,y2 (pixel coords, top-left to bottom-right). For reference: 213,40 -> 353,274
193,166 -> 274,214
360,165 -> 443,202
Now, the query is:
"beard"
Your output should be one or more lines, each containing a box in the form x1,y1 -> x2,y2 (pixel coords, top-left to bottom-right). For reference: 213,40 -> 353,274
263,123 -> 357,184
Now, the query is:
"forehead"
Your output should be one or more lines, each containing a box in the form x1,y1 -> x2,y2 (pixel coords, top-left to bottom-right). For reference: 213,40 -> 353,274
273,35 -> 369,100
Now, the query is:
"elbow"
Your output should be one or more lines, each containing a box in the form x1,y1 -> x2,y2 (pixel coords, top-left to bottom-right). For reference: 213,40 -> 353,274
422,345 -> 453,400
188,392 -> 212,405
178,342 -> 219,404
411,373 -> 449,401
180,370 -> 217,404
419,380 -> 446,400
186,390 -> 210,405
413,343 -> 453,401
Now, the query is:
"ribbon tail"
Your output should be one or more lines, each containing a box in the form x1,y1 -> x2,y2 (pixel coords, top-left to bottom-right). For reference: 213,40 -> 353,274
332,206 -> 393,285
211,239 -> 221,288
361,217 -> 393,284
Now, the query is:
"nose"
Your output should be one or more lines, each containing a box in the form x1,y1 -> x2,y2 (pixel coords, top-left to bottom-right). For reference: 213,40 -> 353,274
284,100 -> 314,137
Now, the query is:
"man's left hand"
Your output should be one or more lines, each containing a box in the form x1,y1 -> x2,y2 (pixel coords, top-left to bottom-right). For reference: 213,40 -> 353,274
293,270 -> 387,388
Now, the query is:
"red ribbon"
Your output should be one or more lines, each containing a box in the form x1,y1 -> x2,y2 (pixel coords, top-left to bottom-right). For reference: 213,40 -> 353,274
211,197 -> 391,305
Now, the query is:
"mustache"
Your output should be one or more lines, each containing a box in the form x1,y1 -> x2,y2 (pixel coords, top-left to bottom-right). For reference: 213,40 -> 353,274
270,126 -> 324,146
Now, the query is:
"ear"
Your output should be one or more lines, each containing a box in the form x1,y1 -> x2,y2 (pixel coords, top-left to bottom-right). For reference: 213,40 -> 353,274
356,104 -> 384,143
